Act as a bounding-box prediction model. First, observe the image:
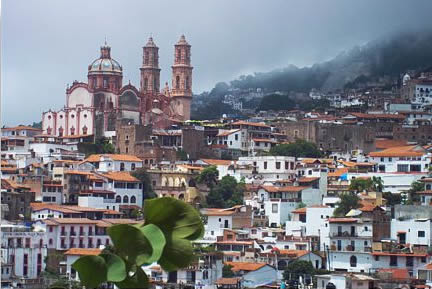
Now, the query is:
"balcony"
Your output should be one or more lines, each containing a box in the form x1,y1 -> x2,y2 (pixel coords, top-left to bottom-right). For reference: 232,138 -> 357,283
60,231 -> 67,236
70,231 -> 76,236
331,232 -> 357,238
88,231 -> 94,236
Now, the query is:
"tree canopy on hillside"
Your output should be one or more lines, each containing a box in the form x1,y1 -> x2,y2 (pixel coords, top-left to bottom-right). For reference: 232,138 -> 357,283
270,140 -> 322,158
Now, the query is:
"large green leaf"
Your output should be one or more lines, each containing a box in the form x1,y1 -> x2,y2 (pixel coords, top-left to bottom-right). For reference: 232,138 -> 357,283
114,267 -> 149,289
100,253 -> 127,282
139,224 -> 166,264
144,198 -> 204,271
107,224 -> 152,265
158,237 -> 194,272
144,197 -> 204,240
72,255 -> 107,288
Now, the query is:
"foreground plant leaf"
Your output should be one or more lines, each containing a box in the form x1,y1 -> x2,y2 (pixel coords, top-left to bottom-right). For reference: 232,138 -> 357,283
144,198 -> 204,271
115,267 -> 149,289
139,224 -> 166,264
101,253 -> 127,282
72,255 -> 107,288
144,197 -> 204,240
107,224 -> 153,265
158,237 -> 194,272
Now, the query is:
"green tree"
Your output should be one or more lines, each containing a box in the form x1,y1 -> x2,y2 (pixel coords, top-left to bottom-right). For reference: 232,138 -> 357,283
206,190 -> 226,208
333,193 -> 361,217
371,176 -> 384,192
283,260 -> 315,281
405,181 -> 423,205
296,202 -> 307,209
206,176 -> 244,208
197,166 -> 219,189
131,168 -> 157,200
349,178 -> 373,192
270,140 -> 322,158
383,192 -> 402,206
222,264 -> 235,278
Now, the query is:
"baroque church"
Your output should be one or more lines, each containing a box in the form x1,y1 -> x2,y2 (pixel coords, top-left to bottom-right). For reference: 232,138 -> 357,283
42,35 -> 193,139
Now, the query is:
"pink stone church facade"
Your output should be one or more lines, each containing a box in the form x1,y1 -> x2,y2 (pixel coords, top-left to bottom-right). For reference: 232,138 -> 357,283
42,35 -> 193,139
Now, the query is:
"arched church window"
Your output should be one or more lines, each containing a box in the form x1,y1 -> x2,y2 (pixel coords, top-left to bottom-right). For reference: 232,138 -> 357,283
154,78 -> 158,91
123,196 -> 129,203
47,127 -> 52,135
58,127 -> 64,137
93,78 -> 97,88
186,76 -> 190,90
48,115 -> 51,120
176,76 -> 180,89
70,127 -> 75,136
103,78 -> 108,88
115,196 -> 121,203
144,78 -> 148,90
82,126 -> 88,135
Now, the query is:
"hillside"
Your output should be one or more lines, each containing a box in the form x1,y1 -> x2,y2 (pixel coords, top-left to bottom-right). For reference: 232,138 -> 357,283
191,29 -> 432,119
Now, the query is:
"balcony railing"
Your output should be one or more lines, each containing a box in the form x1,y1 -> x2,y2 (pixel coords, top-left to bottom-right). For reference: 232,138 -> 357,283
70,231 -> 76,236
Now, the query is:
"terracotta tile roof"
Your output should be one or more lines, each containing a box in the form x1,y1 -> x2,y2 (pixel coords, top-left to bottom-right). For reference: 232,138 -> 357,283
203,208 -> 237,216
230,121 -> 270,128
201,159 -> 233,166
252,138 -> 277,143
261,185 -> 309,193
300,158 -> 333,164
328,218 -> 358,223
278,249 -> 309,258
377,268 -> 410,280
225,262 -> 268,272
178,164 -> 204,171
2,179 -> 31,190
369,145 -> 426,157
59,134 -> 94,139
423,263 -> 432,270
375,139 -> 408,149
417,190 -> 432,195
44,218 -> 99,224
216,129 -> 240,137
64,170 -> 94,176
31,203 -> 80,214
101,171 -> 139,182
338,160 -> 375,167
2,125 -> 42,131
64,248 -> 102,256
298,177 -> 320,183
85,154 -> 142,162
291,207 -> 307,214
215,278 -> 241,285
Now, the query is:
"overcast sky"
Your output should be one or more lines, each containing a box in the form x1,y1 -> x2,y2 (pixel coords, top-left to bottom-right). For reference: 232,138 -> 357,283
2,0 -> 432,125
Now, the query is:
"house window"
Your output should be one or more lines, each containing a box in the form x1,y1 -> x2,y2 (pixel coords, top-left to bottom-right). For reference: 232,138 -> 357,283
276,162 -> 281,169
390,255 -> 398,266
130,196 -> 136,203
350,256 -> 357,267
120,163 -> 125,171
285,162 -> 289,170
418,231 -> 426,237
131,163 -> 136,171
264,162 -> 268,170
272,204 -> 278,213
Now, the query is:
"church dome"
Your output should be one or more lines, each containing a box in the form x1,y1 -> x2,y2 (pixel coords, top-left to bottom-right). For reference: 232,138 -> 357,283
88,44 -> 122,74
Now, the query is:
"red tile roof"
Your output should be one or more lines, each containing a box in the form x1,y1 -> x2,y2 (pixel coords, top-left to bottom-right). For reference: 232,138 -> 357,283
64,248 -> 102,256
225,262 -> 268,272
369,145 -> 426,157
328,218 -> 358,223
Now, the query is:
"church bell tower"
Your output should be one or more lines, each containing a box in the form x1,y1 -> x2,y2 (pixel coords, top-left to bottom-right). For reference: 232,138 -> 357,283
171,35 -> 193,121
140,37 -> 161,94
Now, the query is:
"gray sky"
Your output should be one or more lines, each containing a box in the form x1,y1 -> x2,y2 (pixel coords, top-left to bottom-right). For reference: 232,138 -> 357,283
2,0 -> 432,125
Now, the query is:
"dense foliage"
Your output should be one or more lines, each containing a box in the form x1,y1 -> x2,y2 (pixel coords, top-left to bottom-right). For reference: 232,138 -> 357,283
203,173 -> 245,208
222,264 -> 235,278
78,137 -> 115,157
283,260 -> 316,281
270,140 -> 322,158
333,193 -> 361,217
131,168 -> 157,200
349,177 -> 383,193
72,198 -> 204,288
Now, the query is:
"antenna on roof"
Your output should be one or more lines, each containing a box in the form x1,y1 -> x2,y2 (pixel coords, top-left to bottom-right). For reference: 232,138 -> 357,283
104,36 -> 107,46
